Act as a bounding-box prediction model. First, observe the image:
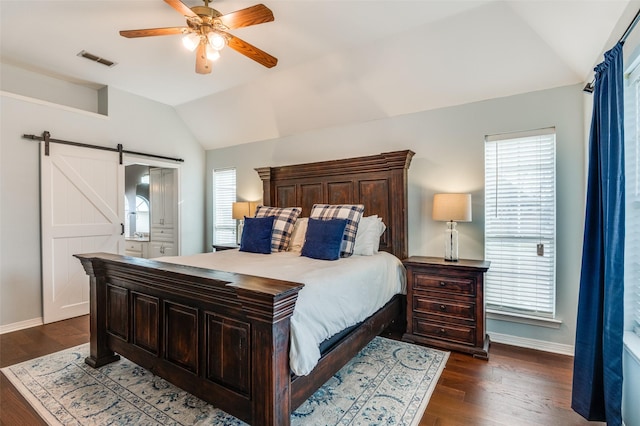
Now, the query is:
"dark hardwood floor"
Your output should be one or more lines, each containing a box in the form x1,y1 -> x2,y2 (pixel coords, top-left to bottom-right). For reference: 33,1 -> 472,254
418,341 -> 602,425
1,316 -> 89,426
1,316 -> 600,425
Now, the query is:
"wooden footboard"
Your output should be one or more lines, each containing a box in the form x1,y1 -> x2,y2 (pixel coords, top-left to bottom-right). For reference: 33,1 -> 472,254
76,252 -> 404,425
75,253 -> 303,425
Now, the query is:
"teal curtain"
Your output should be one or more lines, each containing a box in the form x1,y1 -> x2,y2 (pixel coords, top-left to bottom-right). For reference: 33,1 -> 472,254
572,42 -> 625,425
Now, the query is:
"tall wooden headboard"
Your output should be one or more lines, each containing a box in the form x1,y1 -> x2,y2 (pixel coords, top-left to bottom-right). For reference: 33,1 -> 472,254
255,150 -> 414,260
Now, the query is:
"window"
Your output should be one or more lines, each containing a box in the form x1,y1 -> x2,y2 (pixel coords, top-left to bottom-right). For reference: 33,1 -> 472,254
135,195 -> 150,234
484,129 -> 557,318
625,62 -> 640,337
213,168 -> 237,245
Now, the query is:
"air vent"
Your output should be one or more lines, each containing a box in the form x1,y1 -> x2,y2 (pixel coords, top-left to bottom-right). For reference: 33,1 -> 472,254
77,50 -> 117,67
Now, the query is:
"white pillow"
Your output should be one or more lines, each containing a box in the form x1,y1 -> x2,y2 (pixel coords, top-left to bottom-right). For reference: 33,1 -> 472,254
288,217 -> 308,253
353,215 -> 386,256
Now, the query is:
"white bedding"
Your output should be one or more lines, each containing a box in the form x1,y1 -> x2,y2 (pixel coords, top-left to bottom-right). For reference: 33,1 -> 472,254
158,250 -> 405,376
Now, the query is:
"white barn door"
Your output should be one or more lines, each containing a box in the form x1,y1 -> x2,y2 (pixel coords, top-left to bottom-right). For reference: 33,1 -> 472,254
41,142 -> 124,324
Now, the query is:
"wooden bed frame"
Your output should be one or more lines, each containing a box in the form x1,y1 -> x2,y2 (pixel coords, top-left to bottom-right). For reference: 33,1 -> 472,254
75,150 -> 414,425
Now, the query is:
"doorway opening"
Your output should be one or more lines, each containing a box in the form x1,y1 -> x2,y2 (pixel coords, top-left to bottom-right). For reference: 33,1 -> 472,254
124,156 -> 180,258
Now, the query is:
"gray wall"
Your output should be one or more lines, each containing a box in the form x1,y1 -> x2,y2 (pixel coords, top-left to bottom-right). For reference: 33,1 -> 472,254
0,63 -> 102,113
0,81 -> 206,327
206,83 -> 586,349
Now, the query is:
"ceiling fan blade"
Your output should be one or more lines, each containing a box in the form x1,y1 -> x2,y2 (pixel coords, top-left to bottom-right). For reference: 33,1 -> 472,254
164,0 -> 199,18
218,4 -> 274,29
227,34 -> 277,68
195,42 -> 212,74
119,27 -> 187,38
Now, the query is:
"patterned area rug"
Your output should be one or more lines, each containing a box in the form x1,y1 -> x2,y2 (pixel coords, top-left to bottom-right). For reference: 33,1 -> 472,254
2,336 -> 448,426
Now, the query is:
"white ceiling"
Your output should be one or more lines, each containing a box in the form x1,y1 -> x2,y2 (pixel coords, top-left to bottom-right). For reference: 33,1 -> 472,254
0,0 -> 635,149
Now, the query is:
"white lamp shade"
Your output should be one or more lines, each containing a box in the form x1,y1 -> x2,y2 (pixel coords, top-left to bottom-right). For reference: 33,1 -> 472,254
432,193 -> 472,222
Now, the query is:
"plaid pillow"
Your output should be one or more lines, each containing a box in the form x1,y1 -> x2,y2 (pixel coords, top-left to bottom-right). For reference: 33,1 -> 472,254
254,206 -> 302,252
309,204 -> 365,257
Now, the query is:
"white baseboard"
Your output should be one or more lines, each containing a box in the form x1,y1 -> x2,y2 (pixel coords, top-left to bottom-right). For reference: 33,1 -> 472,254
0,317 -> 43,335
489,332 -> 575,356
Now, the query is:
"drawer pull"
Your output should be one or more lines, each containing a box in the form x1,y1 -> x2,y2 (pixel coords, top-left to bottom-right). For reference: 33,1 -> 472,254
439,328 -> 446,335
439,281 -> 447,287
439,304 -> 446,311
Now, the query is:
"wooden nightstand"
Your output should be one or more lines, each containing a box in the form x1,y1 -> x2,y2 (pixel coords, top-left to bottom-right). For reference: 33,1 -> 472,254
402,256 -> 491,359
212,243 -> 239,251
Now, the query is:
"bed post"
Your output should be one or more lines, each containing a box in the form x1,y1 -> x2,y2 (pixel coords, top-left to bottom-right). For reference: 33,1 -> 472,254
255,167 -> 271,207
76,256 -> 120,368
381,150 -> 413,260
236,287 -> 297,425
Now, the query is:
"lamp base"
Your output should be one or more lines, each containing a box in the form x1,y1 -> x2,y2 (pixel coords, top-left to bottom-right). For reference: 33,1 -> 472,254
236,220 -> 244,245
443,221 -> 459,262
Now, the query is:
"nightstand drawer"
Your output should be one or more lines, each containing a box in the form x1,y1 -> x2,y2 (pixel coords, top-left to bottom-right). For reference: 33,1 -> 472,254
413,273 -> 475,295
413,319 -> 475,345
413,296 -> 475,320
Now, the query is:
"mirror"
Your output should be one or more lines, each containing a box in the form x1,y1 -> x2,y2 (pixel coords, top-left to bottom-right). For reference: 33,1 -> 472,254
124,164 -> 150,240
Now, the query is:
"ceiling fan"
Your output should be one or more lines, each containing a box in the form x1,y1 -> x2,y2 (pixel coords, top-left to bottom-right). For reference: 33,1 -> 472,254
120,0 -> 277,74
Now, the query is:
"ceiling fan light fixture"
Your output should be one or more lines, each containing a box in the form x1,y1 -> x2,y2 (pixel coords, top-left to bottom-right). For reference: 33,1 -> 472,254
182,33 -> 200,51
206,43 -> 221,61
207,32 -> 226,50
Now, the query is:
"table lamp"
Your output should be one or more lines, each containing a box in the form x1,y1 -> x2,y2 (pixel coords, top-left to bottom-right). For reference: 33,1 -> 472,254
232,201 -> 259,244
432,193 -> 472,261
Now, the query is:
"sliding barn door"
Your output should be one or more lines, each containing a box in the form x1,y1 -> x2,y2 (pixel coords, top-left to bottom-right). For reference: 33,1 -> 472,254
41,143 -> 124,323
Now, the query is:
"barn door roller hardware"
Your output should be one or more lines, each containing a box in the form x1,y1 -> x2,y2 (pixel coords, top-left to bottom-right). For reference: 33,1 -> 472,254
23,131 -> 185,164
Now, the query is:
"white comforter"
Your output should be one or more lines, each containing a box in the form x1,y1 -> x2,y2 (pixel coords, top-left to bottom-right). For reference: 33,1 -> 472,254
158,250 -> 405,376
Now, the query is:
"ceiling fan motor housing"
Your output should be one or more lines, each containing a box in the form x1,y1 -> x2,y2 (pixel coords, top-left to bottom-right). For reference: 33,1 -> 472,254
188,6 -> 228,33
192,6 -> 222,20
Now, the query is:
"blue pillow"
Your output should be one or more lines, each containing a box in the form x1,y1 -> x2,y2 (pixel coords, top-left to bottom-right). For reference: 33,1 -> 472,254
239,216 -> 275,254
301,218 -> 348,261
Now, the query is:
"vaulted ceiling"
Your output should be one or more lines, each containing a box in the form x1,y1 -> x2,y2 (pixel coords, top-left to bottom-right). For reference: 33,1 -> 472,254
1,1 -> 635,149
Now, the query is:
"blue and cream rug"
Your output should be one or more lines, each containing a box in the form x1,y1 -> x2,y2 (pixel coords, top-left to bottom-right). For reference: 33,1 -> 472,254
2,336 -> 448,426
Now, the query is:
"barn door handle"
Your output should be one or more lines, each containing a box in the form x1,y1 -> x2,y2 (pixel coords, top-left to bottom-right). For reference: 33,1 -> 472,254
121,223 -> 124,235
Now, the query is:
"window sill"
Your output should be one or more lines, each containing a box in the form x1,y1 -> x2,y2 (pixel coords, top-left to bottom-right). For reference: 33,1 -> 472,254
487,309 -> 563,329
624,331 -> 640,366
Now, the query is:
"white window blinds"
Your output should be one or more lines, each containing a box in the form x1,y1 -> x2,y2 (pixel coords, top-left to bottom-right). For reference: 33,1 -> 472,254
213,168 -> 237,245
625,64 -> 640,337
484,129 -> 557,317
